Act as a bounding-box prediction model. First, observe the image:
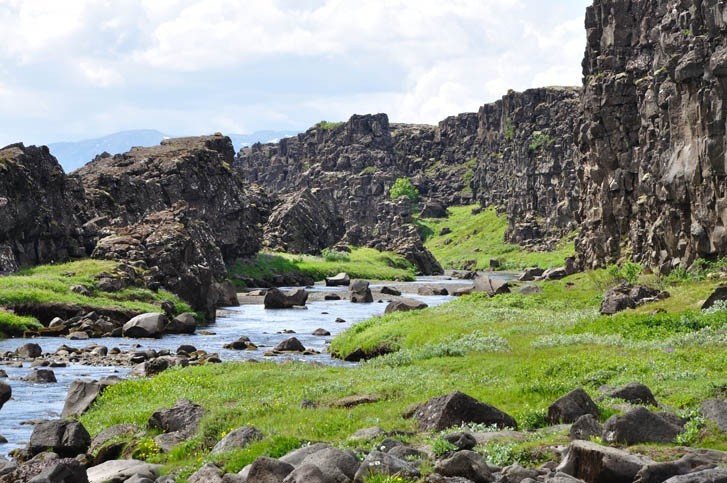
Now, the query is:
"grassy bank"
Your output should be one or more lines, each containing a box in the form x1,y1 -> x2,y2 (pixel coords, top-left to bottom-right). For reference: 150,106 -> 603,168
418,205 -> 575,270
228,247 -> 416,286
0,259 -> 191,335
81,268 -> 726,480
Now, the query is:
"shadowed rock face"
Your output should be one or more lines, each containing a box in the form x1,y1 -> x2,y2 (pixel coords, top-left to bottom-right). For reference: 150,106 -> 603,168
0,143 -> 89,272
577,0 -> 727,270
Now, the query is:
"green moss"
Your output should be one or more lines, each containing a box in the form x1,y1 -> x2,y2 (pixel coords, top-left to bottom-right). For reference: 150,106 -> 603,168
316,120 -> 344,131
418,205 -> 575,270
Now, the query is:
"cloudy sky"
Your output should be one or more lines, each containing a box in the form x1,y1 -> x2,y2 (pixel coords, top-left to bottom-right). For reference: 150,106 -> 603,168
0,0 -> 591,146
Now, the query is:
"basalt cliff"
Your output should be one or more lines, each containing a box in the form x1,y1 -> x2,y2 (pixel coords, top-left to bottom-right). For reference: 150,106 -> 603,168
2,0 -> 727,312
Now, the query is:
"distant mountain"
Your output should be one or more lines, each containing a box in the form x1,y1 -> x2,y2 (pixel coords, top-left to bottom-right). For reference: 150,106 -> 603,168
48,129 -> 300,173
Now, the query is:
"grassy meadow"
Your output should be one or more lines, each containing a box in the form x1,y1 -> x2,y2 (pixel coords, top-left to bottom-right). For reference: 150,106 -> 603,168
418,205 -> 576,270
81,267 -> 727,480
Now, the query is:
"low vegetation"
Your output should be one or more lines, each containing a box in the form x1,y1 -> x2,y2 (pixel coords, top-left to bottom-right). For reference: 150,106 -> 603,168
389,177 -> 419,203
82,264 -> 726,480
228,247 -> 416,286
0,259 -> 191,335
418,205 -> 576,270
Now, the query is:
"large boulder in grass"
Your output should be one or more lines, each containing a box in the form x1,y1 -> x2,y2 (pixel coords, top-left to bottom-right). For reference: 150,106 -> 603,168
414,391 -> 517,431
547,388 -> 599,424
606,382 -> 658,406
602,407 -> 684,445
211,426 -> 263,454
701,286 -> 727,311
246,457 -> 294,482
384,299 -> 428,314
264,288 -> 308,309
556,440 -> 654,483
300,447 -> 359,483
61,378 -> 121,418
187,463 -> 223,483
434,450 -> 493,483
29,420 -> 91,457
701,399 -> 727,432
354,451 -> 419,482
122,313 -> 166,338
147,398 -> 204,437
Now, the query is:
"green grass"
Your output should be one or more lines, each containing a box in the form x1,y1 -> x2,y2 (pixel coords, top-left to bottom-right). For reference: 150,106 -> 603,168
0,310 -> 41,337
0,259 -> 192,334
229,247 -> 416,286
81,269 -> 726,480
418,205 -> 576,270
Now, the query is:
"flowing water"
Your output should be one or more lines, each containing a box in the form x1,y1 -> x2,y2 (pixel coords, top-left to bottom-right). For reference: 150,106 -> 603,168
0,277 -> 471,456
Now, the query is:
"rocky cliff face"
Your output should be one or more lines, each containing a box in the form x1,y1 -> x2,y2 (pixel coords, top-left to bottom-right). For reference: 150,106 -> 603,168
472,87 -> 584,249
76,134 -> 265,263
236,115 -> 444,273
0,144 -> 88,272
578,0 -> 727,269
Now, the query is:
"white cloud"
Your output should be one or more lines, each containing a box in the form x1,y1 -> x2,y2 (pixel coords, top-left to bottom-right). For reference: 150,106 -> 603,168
0,0 -> 593,145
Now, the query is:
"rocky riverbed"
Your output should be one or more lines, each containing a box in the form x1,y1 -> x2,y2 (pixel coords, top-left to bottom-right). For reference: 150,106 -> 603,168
0,277 -> 465,457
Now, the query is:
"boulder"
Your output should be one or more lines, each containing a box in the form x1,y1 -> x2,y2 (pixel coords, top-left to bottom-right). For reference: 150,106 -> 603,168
385,299 -> 428,314
569,414 -> 603,441
662,469 -> 727,482
279,443 -> 331,466
354,451 -> 419,482
600,284 -> 667,315
543,267 -> 568,280
415,391 -> 517,431
349,279 -> 373,303
273,337 -> 306,352
246,456 -> 294,483
165,313 -> 197,334
443,431 -> 477,451
419,201 -> 448,218
701,399 -> 727,432
519,267 -> 545,282
223,336 -> 257,350
312,328 -> 330,336
282,464 -> 327,483
380,286 -> 401,296
602,407 -> 683,445
61,378 -> 120,418
211,426 -> 263,454
264,288 -> 308,309
326,273 -> 351,287
86,460 -> 161,483
473,276 -> 510,296
434,450 -> 493,483
548,388 -> 598,424
701,286 -> 727,311
556,440 -> 654,483
606,382 -> 658,406
25,458 -> 88,483
29,420 -> 91,457
148,398 -> 204,437
215,280 -> 240,307
153,431 -> 188,453
122,313 -> 165,338
418,287 -> 449,296
300,447 -> 359,482
188,463 -> 223,483
16,343 -> 42,359
0,381 -> 10,410
23,369 -> 57,383
88,423 -> 139,459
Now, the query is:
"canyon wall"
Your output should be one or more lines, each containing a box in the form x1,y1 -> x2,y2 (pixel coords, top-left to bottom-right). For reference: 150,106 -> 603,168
578,0 -> 727,270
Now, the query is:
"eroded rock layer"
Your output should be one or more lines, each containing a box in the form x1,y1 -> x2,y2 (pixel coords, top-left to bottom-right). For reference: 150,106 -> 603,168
577,0 -> 727,269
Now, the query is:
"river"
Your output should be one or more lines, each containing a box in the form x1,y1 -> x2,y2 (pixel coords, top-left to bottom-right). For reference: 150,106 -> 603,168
0,277 -> 475,456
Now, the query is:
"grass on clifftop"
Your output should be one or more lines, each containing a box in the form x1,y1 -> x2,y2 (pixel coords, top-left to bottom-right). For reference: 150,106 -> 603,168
229,247 -> 416,286
418,205 -> 576,270
81,269 -> 726,481
0,259 -> 191,335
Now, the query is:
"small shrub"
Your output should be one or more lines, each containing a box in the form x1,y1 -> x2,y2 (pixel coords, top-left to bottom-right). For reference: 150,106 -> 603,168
675,409 -> 706,445
432,438 -> 458,457
504,118 -> 515,140
605,261 -> 643,285
389,177 -> 419,203
528,131 -> 552,152
321,248 -> 350,262
518,408 -> 549,430
317,120 -> 344,130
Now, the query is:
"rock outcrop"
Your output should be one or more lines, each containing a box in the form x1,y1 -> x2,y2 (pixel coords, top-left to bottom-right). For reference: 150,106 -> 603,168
577,0 -> 727,269
0,143 -> 88,272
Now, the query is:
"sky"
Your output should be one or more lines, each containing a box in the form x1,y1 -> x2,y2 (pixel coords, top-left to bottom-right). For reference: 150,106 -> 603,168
0,0 -> 592,147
